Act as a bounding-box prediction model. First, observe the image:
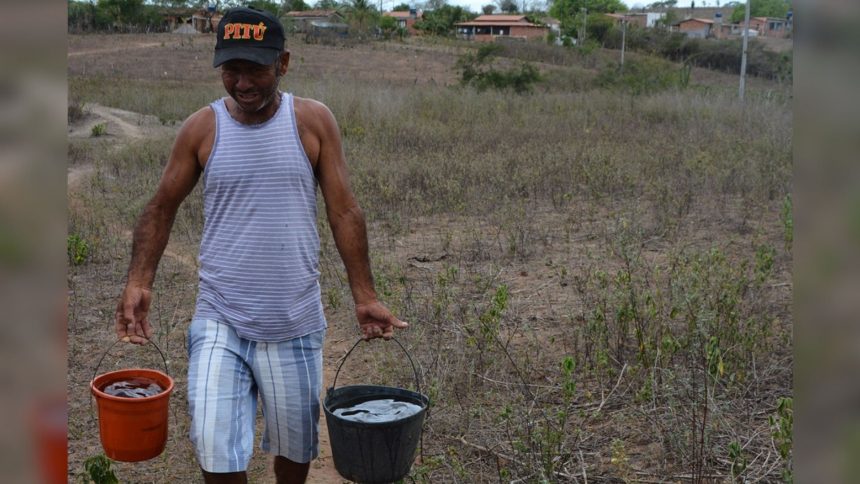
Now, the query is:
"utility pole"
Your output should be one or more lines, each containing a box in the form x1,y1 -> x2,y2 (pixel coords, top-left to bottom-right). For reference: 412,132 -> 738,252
738,0 -> 751,101
581,7 -> 587,45
620,18 -> 627,72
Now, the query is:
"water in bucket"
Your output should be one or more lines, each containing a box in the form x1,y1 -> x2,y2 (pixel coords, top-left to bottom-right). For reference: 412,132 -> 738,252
101,377 -> 164,398
333,398 -> 423,423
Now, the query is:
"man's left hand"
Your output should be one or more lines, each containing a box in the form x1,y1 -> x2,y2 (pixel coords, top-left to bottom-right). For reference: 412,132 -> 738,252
355,301 -> 408,340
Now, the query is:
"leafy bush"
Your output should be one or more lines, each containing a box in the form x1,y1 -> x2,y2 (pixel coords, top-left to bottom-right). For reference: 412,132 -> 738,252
601,26 -> 792,82
82,454 -> 118,484
68,0 -> 168,33
594,56 -> 679,94
67,234 -> 90,266
585,12 -> 617,43
414,5 -> 474,36
457,44 -> 542,94
91,123 -> 107,137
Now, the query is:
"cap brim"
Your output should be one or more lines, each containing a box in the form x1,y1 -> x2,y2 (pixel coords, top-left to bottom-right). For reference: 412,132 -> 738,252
213,47 -> 280,68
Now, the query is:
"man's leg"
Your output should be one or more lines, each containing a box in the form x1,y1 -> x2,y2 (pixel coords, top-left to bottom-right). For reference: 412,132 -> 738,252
273,456 -> 310,484
188,319 -> 258,478
253,330 -> 325,484
201,469 -> 247,484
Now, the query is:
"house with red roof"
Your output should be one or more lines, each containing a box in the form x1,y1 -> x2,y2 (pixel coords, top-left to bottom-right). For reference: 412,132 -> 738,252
455,14 -> 548,42
675,17 -> 715,38
383,10 -> 422,35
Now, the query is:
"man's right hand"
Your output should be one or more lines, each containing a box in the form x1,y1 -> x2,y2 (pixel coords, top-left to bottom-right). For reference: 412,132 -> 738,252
115,285 -> 155,345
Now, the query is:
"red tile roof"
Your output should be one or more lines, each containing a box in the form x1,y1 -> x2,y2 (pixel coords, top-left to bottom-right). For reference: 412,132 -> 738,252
456,20 -> 546,27
473,14 -> 527,22
385,11 -> 414,18
285,9 -> 338,18
680,17 -> 714,24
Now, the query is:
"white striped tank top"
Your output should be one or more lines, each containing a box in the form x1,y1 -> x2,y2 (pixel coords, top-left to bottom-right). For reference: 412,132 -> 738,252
193,92 -> 326,342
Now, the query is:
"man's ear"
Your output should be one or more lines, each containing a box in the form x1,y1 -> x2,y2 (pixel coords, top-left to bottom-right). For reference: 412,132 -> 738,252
278,51 -> 290,75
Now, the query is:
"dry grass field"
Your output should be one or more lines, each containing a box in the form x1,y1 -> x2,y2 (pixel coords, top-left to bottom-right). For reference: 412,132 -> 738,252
68,33 -> 792,483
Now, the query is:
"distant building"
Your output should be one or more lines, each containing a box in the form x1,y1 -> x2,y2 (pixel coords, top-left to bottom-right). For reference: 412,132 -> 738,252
383,9 -> 422,35
675,17 -> 714,38
605,13 -> 660,29
164,8 -> 221,34
645,6 -> 734,22
304,20 -> 350,44
285,10 -> 345,33
748,16 -> 790,38
542,17 -> 561,33
645,5 -> 792,40
455,14 -> 549,42
715,16 -> 791,39
192,10 -> 221,33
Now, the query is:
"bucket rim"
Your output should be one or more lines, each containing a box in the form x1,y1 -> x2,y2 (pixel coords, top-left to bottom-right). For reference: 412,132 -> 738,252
323,384 -> 429,411
91,368 -> 174,403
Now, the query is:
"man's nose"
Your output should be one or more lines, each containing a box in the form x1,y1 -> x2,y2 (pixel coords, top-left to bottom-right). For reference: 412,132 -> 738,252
235,73 -> 253,90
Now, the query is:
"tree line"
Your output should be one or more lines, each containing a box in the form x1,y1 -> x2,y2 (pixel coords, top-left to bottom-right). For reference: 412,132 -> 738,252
68,0 -> 791,50
68,0 -> 623,36
69,1 -> 312,33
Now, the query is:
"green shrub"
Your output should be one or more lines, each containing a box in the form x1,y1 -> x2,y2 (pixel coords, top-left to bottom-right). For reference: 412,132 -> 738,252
90,122 -> 107,137
82,454 -> 118,484
781,194 -> 793,250
600,27 -> 792,82
595,56 -> 678,94
457,44 -> 542,94
67,233 -> 89,266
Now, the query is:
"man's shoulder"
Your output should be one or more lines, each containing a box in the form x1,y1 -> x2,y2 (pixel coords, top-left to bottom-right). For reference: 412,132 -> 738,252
293,96 -> 331,117
185,105 -> 216,129
176,105 -> 216,144
292,96 -> 337,132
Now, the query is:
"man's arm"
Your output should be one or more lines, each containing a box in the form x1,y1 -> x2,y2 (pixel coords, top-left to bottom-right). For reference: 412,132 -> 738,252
302,99 -> 407,340
115,108 -> 209,344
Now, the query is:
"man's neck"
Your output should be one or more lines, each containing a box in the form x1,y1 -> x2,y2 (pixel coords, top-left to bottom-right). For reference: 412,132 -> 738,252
227,91 -> 282,125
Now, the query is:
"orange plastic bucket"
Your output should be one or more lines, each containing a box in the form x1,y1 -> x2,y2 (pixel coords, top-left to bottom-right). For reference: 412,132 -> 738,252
90,339 -> 174,462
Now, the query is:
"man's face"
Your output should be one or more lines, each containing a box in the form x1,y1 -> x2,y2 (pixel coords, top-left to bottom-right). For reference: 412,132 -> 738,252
220,56 -> 284,114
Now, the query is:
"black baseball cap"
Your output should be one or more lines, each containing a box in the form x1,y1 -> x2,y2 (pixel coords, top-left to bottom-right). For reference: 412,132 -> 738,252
213,7 -> 285,68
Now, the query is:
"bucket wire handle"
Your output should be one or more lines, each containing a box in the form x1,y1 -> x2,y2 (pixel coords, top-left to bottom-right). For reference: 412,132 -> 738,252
91,337 -> 170,384
330,337 -> 421,397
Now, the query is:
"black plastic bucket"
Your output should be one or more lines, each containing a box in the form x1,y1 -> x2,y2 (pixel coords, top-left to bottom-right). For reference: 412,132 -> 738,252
323,338 -> 429,484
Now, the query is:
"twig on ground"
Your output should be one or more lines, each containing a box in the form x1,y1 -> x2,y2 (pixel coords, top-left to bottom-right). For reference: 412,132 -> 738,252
593,363 -> 628,415
441,434 -> 580,482
578,449 -> 588,484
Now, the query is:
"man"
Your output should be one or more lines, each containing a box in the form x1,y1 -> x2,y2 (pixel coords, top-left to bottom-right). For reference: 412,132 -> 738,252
114,7 -> 407,483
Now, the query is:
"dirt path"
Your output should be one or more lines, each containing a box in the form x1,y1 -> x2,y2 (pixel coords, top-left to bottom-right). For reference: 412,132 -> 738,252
68,103 -> 163,140
67,41 -> 164,58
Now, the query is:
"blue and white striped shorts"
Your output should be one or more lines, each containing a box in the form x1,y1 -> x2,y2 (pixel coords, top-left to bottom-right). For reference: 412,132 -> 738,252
187,319 -> 324,473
